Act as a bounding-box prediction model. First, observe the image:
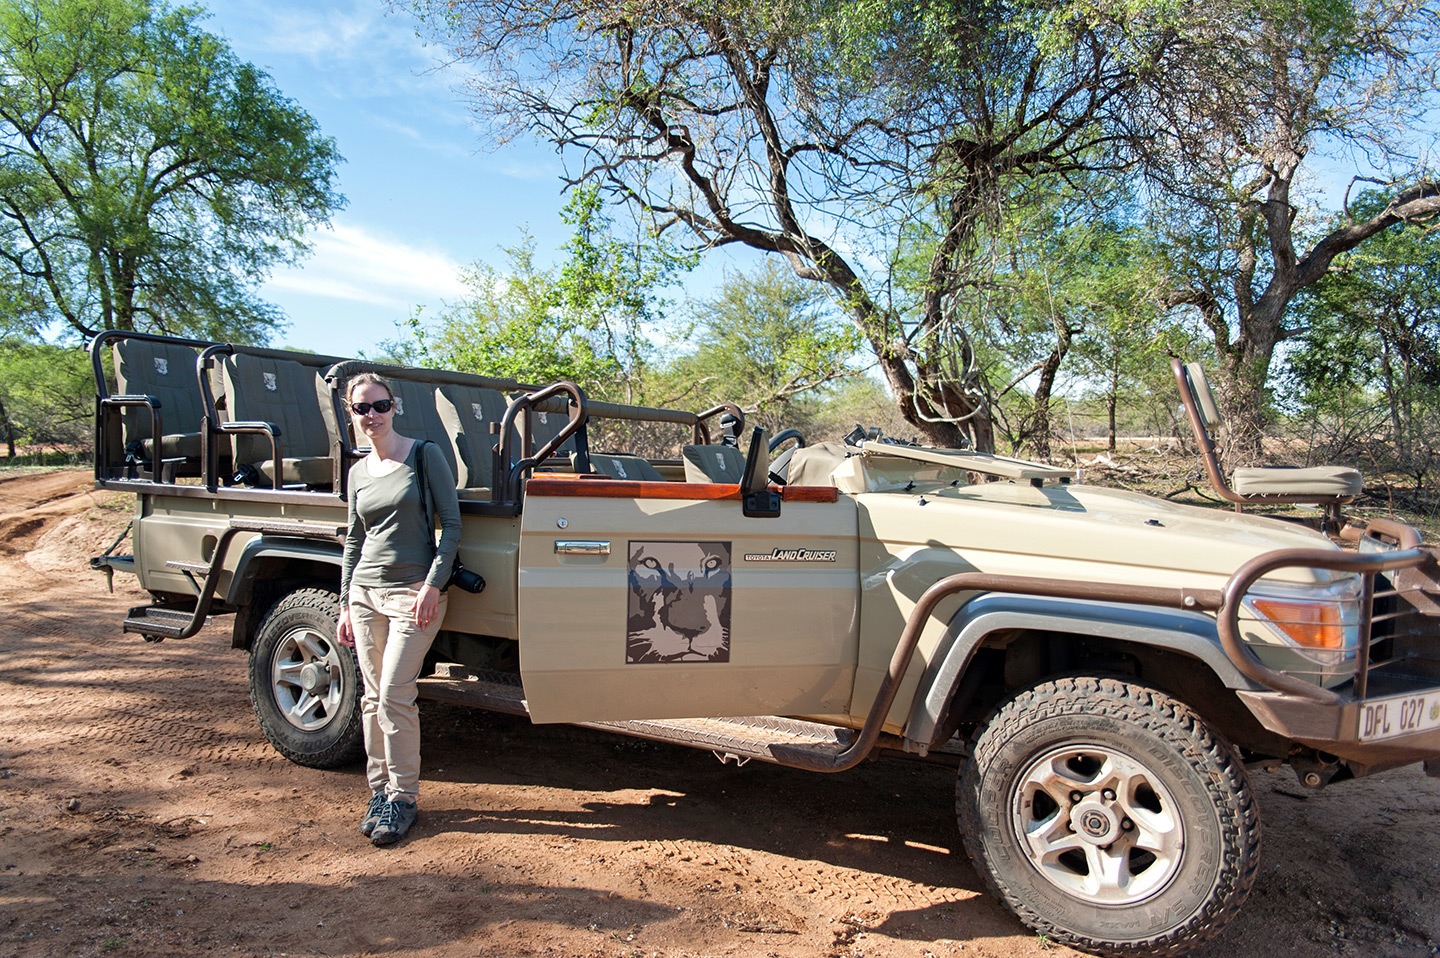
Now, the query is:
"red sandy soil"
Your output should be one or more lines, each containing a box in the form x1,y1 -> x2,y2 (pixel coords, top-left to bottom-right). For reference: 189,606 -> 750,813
0,470 -> 1437,958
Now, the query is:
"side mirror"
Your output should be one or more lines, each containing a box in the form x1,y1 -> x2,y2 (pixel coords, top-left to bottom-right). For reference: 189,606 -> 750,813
740,426 -> 781,518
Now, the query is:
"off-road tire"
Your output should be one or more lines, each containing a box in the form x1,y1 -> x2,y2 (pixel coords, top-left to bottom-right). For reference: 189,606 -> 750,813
957,675 -> 1260,957
248,588 -> 364,769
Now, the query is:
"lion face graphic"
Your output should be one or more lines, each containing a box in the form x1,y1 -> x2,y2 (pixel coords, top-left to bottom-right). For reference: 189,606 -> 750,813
627,541 -> 732,664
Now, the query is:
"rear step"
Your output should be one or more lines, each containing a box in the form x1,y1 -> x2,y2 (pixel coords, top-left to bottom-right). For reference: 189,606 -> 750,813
123,605 -> 196,641
417,666 -> 858,767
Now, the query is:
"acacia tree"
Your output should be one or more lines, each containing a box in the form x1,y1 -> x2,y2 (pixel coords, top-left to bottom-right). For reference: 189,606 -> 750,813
990,220 -> 1167,459
0,336 -> 93,454
402,238 -> 623,387
1288,190 -> 1440,483
667,260 -> 860,432
1139,0 -> 1440,460
0,0 -> 344,340
405,188 -> 692,400
412,0 -> 1154,450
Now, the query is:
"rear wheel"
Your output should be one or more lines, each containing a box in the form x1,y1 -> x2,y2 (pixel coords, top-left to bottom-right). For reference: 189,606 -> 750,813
248,588 -> 363,768
957,675 -> 1260,956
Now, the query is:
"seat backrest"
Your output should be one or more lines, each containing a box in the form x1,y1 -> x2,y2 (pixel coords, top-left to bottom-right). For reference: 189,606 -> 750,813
1182,362 -> 1223,431
577,452 -> 666,482
681,444 -> 746,483
113,338 -> 205,442
222,354 -> 332,463
437,383 -> 508,489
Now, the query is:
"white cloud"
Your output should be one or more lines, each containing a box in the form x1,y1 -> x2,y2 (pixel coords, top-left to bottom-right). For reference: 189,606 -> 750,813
211,0 -> 467,98
249,2 -> 409,66
489,156 -> 565,182
267,222 -> 469,310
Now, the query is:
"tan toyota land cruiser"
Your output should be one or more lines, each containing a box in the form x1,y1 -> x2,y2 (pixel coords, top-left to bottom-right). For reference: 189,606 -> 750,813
88,331 -> 1440,957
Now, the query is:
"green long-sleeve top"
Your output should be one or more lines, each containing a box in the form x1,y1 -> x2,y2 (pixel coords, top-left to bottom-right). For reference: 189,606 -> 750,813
341,440 -> 461,603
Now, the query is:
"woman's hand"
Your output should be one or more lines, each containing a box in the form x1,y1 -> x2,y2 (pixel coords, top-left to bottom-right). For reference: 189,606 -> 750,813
412,583 -> 442,629
336,606 -> 355,647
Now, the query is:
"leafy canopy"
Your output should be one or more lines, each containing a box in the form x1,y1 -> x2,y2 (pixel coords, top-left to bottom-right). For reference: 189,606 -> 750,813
0,0 -> 344,341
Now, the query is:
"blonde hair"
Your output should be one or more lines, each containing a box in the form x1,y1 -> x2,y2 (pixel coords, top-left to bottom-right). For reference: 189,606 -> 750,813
345,372 -> 394,403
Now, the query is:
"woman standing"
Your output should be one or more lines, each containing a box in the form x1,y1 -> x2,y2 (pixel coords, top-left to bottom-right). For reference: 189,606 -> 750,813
336,373 -> 461,846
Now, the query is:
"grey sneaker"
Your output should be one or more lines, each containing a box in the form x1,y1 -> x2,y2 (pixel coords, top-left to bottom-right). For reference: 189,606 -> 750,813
370,799 -> 417,846
359,791 -> 387,837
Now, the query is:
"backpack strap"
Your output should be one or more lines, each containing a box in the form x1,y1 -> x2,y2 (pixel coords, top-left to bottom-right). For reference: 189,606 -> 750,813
413,439 -> 434,531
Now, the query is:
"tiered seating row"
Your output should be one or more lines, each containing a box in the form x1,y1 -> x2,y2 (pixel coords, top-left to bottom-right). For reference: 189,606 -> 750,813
96,334 -> 736,499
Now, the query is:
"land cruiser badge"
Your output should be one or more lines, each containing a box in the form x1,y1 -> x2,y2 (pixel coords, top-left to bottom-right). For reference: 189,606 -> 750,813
743,548 -> 837,562
627,541 -> 731,664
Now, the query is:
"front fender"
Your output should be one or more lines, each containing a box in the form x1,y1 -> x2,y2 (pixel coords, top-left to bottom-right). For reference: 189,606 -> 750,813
903,593 -> 1263,752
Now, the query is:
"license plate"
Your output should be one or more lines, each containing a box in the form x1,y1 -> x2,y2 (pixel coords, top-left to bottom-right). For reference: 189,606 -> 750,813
1357,691 -> 1440,742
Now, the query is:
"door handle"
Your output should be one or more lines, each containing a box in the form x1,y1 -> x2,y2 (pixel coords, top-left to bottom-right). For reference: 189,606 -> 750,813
554,540 -> 611,556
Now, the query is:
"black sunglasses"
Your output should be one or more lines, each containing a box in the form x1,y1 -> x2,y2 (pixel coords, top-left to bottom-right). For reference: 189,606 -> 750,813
349,399 -> 394,415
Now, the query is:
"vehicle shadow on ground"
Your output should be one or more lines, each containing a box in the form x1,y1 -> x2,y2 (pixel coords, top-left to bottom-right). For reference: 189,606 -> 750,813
4,869 -> 680,956
416,703 -> 1005,943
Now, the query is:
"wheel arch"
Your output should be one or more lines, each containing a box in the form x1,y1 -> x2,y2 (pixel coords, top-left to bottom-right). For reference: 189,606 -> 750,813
226,536 -> 342,650
904,594 -> 1279,756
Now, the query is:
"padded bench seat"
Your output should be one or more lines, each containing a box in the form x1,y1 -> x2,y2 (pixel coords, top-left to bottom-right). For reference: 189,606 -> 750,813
223,353 -> 334,487
1232,465 -> 1363,499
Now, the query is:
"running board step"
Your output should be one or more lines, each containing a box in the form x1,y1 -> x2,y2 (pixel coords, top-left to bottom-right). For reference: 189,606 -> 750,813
418,666 -> 528,716
123,604 -> 197,640
583,715 -> 857,766
416,667 -> 859,767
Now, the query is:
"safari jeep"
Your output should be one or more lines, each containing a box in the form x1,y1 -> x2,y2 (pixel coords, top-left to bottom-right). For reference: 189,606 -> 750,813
88,331 -> 1440,957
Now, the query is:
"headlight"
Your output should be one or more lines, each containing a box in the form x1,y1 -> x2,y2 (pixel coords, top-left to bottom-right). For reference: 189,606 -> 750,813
1241,576 -> 1362,671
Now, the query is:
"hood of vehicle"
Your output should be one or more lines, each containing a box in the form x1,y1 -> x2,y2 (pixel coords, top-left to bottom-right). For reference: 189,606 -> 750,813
857,479 -> 1343,588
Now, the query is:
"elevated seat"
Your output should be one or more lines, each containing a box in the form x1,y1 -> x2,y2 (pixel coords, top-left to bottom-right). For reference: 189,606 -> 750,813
112,338 -> 206,471
1231,466 -> 1362,498
222,354 -> 334,487
1173,359 -> 1362,526
681,443 -> 745,483
437,383 -> 508,496
326,362 -> 515,501
388,378 -> 499,500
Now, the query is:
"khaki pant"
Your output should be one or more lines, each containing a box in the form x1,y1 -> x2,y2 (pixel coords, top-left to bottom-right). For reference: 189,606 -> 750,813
348,584 -> 448,803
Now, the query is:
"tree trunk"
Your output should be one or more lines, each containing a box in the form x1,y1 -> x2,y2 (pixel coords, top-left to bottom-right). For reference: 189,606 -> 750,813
1194,178 -> 1440,466
874,351 -> 986,449
0,397 -> 15,458
1213,325 -> 1278,466
1021,318 -> 1076,459
1106,359 -> 1119,453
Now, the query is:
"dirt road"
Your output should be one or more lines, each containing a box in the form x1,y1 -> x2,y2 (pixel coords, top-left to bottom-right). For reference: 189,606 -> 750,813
1,471 -> 1437,958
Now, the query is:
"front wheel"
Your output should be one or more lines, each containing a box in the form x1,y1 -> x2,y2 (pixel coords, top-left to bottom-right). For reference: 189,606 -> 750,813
248,588 -> 364,769
957,676 -> 1260,957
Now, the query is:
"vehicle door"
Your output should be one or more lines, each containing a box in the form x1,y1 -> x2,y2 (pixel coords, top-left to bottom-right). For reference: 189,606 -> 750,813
517,477 -> 859,723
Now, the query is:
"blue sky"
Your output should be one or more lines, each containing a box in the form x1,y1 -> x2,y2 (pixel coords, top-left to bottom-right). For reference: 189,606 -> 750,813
201,0 -> 739,356
191,1 -> 1437,361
